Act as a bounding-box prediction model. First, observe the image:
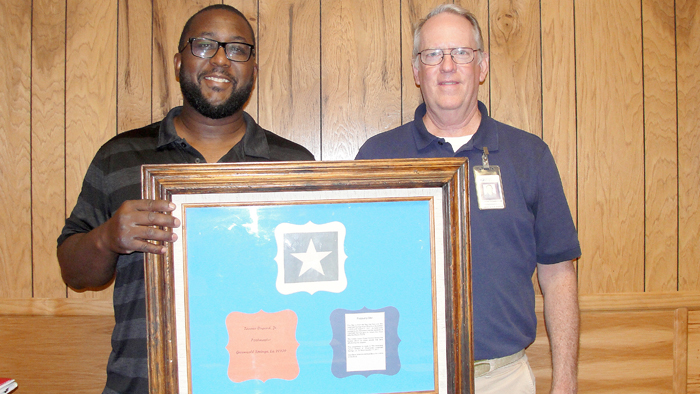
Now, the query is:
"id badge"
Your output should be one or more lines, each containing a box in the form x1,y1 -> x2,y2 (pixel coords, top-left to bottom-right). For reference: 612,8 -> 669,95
473,165 -> 505,210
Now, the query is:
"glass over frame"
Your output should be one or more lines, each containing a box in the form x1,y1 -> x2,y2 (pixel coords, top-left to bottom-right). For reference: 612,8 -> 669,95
142,158 -> 473,394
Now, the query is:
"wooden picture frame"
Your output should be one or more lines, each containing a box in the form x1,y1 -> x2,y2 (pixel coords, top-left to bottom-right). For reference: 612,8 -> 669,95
142,158 -> 473,394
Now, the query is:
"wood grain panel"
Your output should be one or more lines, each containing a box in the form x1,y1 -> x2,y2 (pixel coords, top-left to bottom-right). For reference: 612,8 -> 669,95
0,298 -> 113,316
580,310 -> 675,393
224,0 -> 259,121
540,0 -> 577,219
31,0 -> 68,298
488,0 -> 541,136
152,0 -> 219,120
0,315 -> 112,393
457,0 -> 490,111
688,311 -> 700,393
576,0 -> 645,294
321,0 -> 401,160
539,0 -> 578,297
564,292 -> 700,312
643,0 -> 679,292
258,0 -> 321,158
677,0 -> 700,291
1,298 -> 695,394
529,310 -> 675,393
675,308 -> 688,394
0,0 -> 32,298
118,0 -> 153,131
65,0 -> 118,300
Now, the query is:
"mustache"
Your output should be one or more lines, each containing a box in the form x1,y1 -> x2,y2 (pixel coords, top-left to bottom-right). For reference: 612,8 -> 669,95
197,68 -> 237,84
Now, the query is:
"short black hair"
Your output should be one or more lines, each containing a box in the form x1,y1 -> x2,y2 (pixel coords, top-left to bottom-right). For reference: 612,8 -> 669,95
178,4 -> 256,52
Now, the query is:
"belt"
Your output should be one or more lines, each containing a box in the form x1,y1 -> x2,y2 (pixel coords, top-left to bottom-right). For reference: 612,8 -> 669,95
473,349 -> 525,378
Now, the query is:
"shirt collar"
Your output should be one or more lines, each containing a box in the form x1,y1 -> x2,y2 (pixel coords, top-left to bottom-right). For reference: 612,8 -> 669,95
413,101 -> 499,153
468,101 -> 499,153
412,103 -> 438,151
157,106 -> 183,148
239,111 -> 271,159
156,107 -> 271,160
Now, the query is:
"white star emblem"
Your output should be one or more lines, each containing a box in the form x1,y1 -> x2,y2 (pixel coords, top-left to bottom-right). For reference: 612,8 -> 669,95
292,240 -> 331,276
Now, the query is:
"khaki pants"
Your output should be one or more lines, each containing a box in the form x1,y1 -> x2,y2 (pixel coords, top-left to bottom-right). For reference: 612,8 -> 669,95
475,354 -> 536,394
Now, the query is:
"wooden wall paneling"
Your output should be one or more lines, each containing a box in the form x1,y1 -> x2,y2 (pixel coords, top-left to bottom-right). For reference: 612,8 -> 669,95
258,0 -> 321,158
0,315 -> 113,393
0,298 -> 113,316
579,310 -> 675,393
677,0 -> 700,291
529,309 -> 677,394
458,0 -> 491,112
118,0 -> 153,132
540,0 -> 577,219
488,0 -> 542,136
320,0 -> 402,160
575,291 -> 700,312
65,0 -> 118,299
488,0 -> 546,296
400,0 -> 445,124
152,0 -> 219,121
642,0 -> 679,292
225,0 -> 260,121
688,310 -> 700,393
0,0 -> 32,298
539,0 -> 577,295
576,0 -> 645,294
31,0 -> 68,298
675,308 -> 688,394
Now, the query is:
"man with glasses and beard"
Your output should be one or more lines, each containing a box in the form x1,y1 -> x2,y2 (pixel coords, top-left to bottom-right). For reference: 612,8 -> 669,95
57,5 -> 313,393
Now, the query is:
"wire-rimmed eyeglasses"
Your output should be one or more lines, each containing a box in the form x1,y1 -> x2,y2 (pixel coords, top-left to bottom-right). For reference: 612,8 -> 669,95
417,47 -> 479,66
181,37 -> 255,62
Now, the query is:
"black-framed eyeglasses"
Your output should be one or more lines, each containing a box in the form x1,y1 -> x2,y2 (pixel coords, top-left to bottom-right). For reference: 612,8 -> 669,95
417,47 -> 479,66
181,37 -> 255,62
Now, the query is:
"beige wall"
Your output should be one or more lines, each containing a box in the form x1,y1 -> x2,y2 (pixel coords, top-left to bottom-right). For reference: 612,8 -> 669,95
0,0 -> 699,393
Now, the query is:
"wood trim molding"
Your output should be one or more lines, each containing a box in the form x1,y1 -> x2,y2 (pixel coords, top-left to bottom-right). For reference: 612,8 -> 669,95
3,291 -> 700,317
0,298 -> 113,316
535,292 -> 700,313
675,307 -> 689,394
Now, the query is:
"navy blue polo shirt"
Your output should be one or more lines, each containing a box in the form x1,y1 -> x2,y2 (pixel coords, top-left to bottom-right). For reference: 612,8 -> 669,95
356,101 -> 581,360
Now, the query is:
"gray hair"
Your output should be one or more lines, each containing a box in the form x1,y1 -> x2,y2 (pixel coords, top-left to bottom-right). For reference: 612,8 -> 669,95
412,4 -> 485,65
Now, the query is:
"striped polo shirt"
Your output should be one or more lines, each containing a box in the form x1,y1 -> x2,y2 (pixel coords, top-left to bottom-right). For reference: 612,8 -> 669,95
58,107 -> 314,393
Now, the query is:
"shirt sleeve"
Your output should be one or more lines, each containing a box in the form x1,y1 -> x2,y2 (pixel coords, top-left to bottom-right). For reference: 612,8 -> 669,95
57,154 -> 110,246
533,147 -> 581,264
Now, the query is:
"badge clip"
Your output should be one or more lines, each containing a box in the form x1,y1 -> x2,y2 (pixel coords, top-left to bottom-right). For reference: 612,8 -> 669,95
473,147 -> 505,210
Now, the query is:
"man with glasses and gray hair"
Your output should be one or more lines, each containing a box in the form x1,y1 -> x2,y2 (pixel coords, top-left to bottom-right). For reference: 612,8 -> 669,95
357,4 -> 580,393
57,5 -> 313,393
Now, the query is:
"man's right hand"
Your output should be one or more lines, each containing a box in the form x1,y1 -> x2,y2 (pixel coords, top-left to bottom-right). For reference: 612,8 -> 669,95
98,199 -> 181,255
57,199 -> 181,290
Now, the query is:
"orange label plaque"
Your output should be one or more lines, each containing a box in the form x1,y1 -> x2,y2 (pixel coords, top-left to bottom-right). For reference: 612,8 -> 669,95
225,310 -> 300,383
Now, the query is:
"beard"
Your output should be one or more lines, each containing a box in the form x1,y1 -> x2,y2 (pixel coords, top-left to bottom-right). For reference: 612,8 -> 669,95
179,69 -> 254,119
